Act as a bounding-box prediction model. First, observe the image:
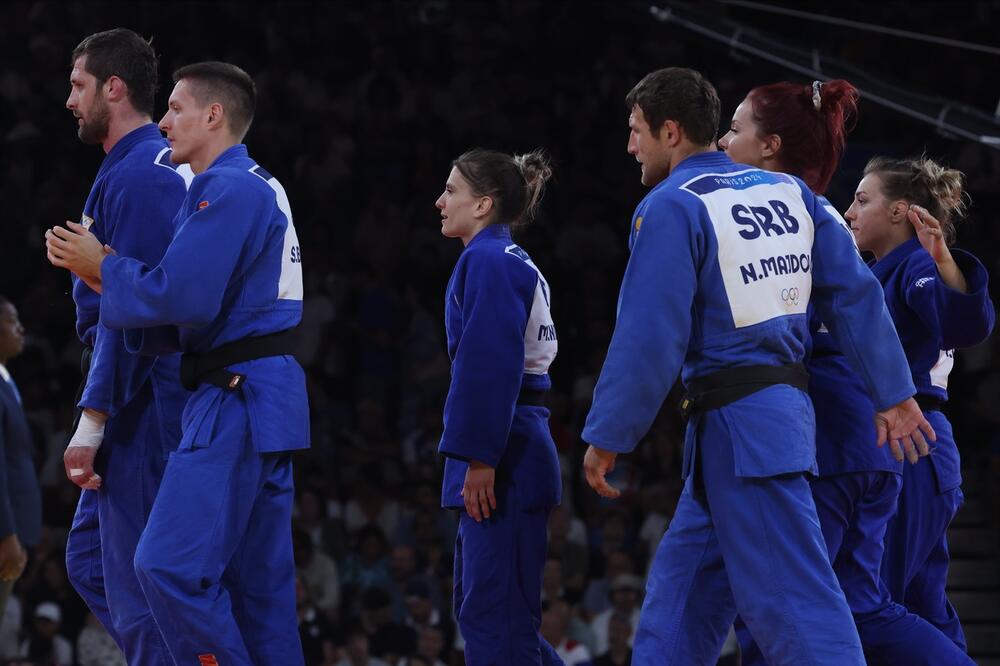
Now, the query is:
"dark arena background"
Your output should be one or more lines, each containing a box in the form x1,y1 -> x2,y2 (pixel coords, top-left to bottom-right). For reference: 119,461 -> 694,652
0,1 -> 998,664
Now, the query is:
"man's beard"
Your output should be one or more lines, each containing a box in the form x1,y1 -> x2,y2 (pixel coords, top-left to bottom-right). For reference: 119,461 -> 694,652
78,96 -> 110,145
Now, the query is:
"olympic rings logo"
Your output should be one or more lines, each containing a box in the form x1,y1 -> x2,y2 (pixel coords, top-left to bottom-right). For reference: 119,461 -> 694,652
781,287 -> 800,306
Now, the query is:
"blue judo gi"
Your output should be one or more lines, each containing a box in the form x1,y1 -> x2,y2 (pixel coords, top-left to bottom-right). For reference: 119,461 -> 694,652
64,123 -> 191,666
583,152 -> 919,666
737,200 -> 976,665
875,238 -> 995,651
437,224 -> 563,666
97,144 -> 310,666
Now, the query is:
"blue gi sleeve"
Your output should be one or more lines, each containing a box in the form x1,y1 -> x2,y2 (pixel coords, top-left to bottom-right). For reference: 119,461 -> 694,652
100,172 -> 266,330
80,182 -> 166,413
438,250 -> 531,467
902,249 -> 995,350
805,185 -> 916,410
123,326 -> 183,356
582,194 -> 697,453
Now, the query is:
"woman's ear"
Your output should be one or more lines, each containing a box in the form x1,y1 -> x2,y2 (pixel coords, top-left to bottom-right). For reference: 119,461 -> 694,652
889,200 -> 909,224
761,133 -> 782,159
474,195 -> 493,219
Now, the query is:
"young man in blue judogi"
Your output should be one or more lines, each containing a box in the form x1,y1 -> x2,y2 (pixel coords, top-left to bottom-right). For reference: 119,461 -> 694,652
581,67 -> 936,666
48,61 -> 308,666
59,29 -> 191,666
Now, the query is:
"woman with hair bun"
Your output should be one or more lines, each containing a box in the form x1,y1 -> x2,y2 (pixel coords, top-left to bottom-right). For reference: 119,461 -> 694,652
434,149 -> 564,665
722,82 -> 981,665
847,156 -> 995,656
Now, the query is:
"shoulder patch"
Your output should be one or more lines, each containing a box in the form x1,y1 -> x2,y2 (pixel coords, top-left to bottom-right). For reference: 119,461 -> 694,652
249,164 -> 274,182
504,244 -> 531,262
153,147 -> 194,188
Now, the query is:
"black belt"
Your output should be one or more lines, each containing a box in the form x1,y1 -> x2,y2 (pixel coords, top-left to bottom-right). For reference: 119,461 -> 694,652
680,363 -> 809,419
915,394 -> 943,412
517,389 -> 547,407
67,345 -> 95,441
180,329 -> 297,392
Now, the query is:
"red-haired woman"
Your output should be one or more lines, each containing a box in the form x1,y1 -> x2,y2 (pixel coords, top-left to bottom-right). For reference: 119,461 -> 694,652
720,80 -> 975,665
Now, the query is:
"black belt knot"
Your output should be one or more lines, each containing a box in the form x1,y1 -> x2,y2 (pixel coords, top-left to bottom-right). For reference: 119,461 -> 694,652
680,363 -> 809,419
180,328 -> 297,392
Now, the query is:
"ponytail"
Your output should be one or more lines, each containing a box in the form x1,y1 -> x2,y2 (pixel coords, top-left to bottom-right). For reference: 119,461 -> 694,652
513,150 -> 553,225
747,78 -> 859,194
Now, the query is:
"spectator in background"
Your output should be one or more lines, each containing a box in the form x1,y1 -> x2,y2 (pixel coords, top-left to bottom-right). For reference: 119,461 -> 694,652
386,544 -> 441,624
336,624 -> 390,666
547,506 -> 589,599
76,612 -> 124,666
541,599 -> 592,666
341,526 -> 393,604
401,579 -> 452,649
295,487 -> 347,560
541,558 -> 565,605
636,483 -> 675,575
590,575 -> 642,655
358,587 -> 416,663
412,625 -> 448,666
0,298 -> 40,635
294,528 -> 341,622
0,593 -> 21,660
298,575 -> 339,666
582,550 -> 635,618
593,612 -> 632,666
18,602 -> 73,665
344,467 -> 403,539
23,554 -> 87,641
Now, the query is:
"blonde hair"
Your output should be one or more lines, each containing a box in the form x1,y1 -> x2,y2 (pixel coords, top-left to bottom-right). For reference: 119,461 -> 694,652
863,155 -> 968,245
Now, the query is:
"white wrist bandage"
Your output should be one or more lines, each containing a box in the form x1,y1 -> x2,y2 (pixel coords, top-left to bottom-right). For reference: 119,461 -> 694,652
68,411 -> 106,449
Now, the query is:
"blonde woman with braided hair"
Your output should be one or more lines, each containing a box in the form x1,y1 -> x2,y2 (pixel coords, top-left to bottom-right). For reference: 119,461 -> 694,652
846,155 -> 996,657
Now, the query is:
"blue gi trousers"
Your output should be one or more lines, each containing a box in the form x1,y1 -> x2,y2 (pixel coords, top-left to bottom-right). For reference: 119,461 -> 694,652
453,489 -> 563,665
66,490 -> 121,647
133,391 -> 302,666
65,381 -> 173,665
739,471 -> 973,665
633,410 -> 864,666
882,412 -> 967,651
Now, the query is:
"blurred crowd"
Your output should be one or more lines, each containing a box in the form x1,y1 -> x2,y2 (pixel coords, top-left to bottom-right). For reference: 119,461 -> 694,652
0,1 -> 997,664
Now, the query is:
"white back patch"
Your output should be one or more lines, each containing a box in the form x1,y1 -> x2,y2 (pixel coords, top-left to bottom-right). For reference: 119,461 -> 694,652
681,170 -> 815,328
153,147 -> 195,188
505,244 -> 557,374
251,166 -> 303,301
929,349 -> 954,390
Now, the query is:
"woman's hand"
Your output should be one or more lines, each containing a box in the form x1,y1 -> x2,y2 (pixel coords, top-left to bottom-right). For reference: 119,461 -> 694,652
908,205 -> 967,293
462,460 -> 496,522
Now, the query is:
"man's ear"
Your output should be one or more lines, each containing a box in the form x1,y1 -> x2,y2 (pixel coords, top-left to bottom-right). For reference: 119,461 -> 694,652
206,102 -> 226,131
105,76 -> 128,104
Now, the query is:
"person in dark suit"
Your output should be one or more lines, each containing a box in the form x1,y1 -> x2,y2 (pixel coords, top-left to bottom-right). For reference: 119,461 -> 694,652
0,296 -> 42,628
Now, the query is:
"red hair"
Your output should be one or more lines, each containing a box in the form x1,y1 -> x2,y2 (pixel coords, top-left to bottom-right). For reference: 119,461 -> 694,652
747,79 -> 859,194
